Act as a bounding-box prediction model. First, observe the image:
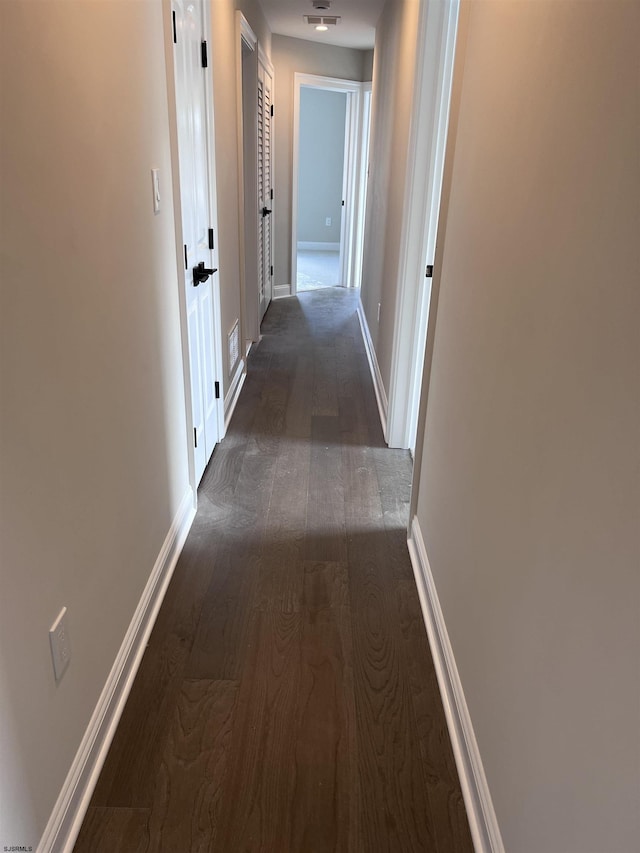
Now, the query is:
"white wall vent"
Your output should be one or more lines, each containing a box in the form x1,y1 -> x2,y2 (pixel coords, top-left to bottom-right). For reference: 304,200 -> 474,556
228,319 -> 239,373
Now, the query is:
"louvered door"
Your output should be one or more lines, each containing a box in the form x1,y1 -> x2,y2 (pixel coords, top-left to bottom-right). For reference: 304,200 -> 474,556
258,55 -> 274,321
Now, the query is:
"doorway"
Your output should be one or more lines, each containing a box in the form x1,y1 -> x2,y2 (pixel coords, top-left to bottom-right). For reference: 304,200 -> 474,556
291,74 -> 366,296
386,0 -> 460,452
296,87 -> 346,292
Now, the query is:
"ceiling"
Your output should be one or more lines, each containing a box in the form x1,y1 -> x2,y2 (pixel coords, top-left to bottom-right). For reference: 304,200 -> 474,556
258,0 -> 386,50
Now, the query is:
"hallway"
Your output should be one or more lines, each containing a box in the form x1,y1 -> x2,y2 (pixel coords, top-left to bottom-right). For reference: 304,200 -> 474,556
74,289 -> 472,851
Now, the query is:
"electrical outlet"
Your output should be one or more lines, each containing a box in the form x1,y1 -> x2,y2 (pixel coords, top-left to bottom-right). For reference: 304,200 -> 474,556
325,217 -> 331,227
49,607 -> 71,682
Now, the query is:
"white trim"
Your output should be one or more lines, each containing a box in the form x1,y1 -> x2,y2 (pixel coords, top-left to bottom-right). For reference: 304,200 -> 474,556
407,516 -> 505,853
297,241 -> 340,252
273,283 -> 292,300
238,11 -> 257,50
224,357 -> 246,431
37,490 -> 196,853
291,74 -> 363,297
386,0 -> 460,451
353,82 -> 372,291
236,11 -> 259,353
356,300 -> 388,440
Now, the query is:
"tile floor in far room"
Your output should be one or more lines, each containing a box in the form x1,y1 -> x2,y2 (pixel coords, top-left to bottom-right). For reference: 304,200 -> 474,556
297,249 -> 340,291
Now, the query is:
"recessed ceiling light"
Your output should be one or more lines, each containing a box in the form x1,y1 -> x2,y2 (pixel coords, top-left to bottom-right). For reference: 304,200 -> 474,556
315,24 -> 328,31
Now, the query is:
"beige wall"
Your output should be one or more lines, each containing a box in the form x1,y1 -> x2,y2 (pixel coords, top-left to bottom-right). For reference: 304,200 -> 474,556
236,0 -> 271,54
210,0 -> 243,382
359,0 -> 419,394
271,35 -> 372,287
361,49 -> 374,83
210,0 -> 271,364
413,1 -> 640,850
0,0 -> 191,846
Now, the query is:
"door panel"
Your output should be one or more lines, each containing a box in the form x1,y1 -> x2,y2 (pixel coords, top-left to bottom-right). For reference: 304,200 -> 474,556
173,0 -> 221,484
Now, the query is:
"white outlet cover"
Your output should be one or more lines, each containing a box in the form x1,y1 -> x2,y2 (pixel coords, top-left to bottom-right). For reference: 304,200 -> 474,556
49,606 -> 71,682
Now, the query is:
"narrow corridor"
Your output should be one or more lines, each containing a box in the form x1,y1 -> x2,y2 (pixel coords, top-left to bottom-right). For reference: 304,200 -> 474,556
75,289 -> 472,851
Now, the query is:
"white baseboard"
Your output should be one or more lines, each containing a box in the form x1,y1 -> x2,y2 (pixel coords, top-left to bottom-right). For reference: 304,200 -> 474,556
273,283 -> 292,300
37,490 -> 196,853
224,358 -> 246,433
356,300 -> 388,441
407,516 -> 504,853
297,241 -> 340,252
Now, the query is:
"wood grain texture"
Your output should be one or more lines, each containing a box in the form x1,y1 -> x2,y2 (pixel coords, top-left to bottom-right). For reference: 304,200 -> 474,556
73,807 -> 149,852
75,288 -> 472,853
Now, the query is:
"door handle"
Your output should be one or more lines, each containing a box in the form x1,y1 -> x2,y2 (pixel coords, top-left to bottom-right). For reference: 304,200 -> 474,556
262,206 -> 272,217
193,260 -> 217,286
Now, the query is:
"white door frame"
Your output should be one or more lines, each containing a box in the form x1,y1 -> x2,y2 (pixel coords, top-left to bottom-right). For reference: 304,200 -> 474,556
353,82 -> 372,291
291,74 -> 363,296
163,0 -> 225,494
236,12 -> 259,350
385,0 -> 460,451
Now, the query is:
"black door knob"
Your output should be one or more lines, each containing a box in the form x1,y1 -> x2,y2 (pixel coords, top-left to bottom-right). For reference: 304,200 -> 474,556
262,206 -> 272,217
193,260 -> 217,286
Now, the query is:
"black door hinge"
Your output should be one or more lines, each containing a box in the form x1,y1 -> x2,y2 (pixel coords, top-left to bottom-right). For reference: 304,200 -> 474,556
194,427 -> 198,448
270,265 -> 273,277
214,381 -> 220,399
341,199 -> 345,206
184,244 -> 188,270
270,104 -> 274,117
208,228 -> 214,250
201,40 -> 208,68
172,11 -> 177,43
426,264 -> 434,278
270,188 -> 274,200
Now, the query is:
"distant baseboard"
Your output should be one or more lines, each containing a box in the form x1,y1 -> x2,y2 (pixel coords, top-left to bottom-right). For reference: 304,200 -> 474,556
224,358 -> 246,433
273,284 -> 292,299
356,300 -> 388,441
297,241 -> 340,252
407,517 -> 505,853
37,490 -> 196,853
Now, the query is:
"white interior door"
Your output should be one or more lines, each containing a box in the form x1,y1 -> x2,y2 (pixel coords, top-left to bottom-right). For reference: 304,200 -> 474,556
258,53 -> 274,322
173,0 -> 222,484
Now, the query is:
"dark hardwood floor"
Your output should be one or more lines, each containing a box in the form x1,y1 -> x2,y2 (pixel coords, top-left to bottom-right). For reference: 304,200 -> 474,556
75,288 -> 473,852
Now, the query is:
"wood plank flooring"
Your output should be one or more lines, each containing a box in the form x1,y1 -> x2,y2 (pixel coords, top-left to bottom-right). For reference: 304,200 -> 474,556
75,288 -> 473,852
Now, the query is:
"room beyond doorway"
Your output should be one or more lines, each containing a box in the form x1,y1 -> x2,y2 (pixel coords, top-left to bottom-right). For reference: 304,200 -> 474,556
296,86 -> 346,292
297,248 -> 340,291
291,73 -> 369,296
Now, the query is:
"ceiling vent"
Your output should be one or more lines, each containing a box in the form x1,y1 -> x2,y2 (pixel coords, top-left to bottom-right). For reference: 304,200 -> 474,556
304,15 -> 340,26
312,0 -> 331,9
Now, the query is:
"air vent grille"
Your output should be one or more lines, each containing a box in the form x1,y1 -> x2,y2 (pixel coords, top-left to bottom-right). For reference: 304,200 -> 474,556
304,15 -> 340,26
228,320 -> 239,373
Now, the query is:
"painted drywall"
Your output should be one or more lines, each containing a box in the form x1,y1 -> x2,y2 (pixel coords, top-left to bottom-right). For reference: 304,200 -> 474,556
0,0 -> 190,847
271,34 -> 372,287
412,1 -> 640,850
298,88 -> 347,244
361,49 -> 374,82
236,0 -> 271,55
359,0 -> 419,395
209,0 -> 244,381
210,0 -> 272,364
